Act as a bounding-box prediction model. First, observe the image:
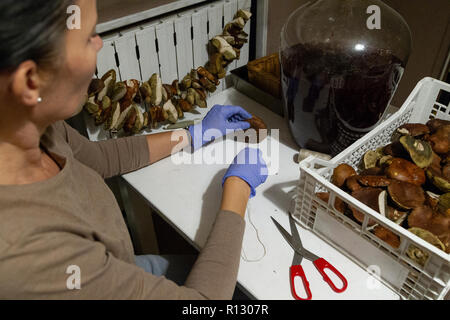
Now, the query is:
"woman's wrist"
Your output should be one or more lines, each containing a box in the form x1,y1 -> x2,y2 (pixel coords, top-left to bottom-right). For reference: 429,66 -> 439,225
220,176 -> 251,219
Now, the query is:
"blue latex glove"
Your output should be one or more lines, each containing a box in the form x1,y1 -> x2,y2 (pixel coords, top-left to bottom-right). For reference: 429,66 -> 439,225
222,148 -> 268,198
188,105 -> 252,150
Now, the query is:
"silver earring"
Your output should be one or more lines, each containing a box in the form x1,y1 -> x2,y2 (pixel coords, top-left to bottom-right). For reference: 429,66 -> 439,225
37,97 -> 43,103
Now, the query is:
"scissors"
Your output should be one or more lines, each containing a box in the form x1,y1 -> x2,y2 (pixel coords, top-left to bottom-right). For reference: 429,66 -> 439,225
271,214 -> 348,300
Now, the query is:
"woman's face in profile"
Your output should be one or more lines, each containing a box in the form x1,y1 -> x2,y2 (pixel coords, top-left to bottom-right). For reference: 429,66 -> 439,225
47,0 -> 103,120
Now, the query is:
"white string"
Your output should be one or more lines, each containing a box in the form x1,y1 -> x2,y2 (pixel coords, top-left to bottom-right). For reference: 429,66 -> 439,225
241,199 -> 267,262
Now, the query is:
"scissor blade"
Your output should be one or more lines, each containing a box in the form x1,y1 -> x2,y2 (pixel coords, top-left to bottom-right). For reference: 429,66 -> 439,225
271,217 -> 304,254
288,214 -> 304,265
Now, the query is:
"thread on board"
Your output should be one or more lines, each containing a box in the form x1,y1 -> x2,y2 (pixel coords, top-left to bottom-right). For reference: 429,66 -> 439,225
241,200 -> 267,262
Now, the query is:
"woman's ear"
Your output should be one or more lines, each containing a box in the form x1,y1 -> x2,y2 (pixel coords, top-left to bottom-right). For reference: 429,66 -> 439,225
9,60 -> 42,107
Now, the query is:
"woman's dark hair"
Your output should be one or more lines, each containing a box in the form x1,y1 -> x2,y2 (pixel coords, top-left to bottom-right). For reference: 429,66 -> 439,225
0,0 -> 74,72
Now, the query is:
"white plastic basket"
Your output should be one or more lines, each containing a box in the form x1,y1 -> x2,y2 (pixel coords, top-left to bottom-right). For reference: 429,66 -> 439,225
294,77 -> 450,300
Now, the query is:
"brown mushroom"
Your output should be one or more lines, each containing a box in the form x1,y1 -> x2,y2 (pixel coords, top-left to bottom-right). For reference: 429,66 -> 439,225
383,141 -> 408,158
399,135 -> 433,168
363,150 -> 382,169
426,169 -> 450,193
397,123 -> 430,137
385,158 -> 425,186
350,188 -> 383,226
387,180 -> 425,210
426,119 -> 450,132
245,115 -> 268,143
346,175 -> 363,192
406,227 -> 446,265
332,164 -> 357,188
315,192 -> 347,214
360,167 -> 385,176
408,205 -> 434,230
88,78 -> 105,97
437,193 -> 450,217
357,176 -> 391,188
426,125 -> 450,155
373,226 -> 400,248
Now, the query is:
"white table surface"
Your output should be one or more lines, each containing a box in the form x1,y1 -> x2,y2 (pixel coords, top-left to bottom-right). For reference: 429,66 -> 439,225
114,88 -> 400,300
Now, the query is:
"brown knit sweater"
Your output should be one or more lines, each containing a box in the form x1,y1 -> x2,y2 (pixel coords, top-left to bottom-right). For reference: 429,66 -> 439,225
0,121 -> 245,299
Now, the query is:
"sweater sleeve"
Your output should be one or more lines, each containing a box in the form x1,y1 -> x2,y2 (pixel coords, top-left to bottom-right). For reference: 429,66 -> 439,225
56,120 -> 150,179
0,211 -> 245,300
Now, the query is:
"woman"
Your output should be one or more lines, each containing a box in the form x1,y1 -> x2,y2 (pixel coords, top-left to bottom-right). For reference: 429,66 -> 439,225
0,0 -> 267,299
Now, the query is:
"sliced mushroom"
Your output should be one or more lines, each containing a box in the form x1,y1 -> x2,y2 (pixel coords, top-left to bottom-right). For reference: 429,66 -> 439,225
245,115 -> 268,143
111,82 -> 127,103
114,105 -> 134,131
178,99 -> 193,112
88,79 -> 105,97
104,101 -> 121,131
150,73 -> 163,106
386,158 -> 425,186
197,66 -> 219,86
211,36 -> 237,61
331,163 -> 357,188
131,105 -> 145,134
139,82 -> 152,105
123,107 -> 138,134
387,180 -> 425,210
162,99 -> 178,124
399,135 -> 433,168
234,9 -> 252,22
99,69 -> 117,100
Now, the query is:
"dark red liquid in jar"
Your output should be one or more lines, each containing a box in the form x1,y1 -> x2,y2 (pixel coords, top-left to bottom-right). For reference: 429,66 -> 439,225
280,43 -> 404,156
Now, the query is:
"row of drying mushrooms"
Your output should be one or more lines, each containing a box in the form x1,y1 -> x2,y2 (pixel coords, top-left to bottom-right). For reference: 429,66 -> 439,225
318,119 -> 450,266
83,9 -> 252,135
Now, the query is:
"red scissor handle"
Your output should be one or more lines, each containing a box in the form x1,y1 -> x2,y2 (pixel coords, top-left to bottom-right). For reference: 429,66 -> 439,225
290,265 -> 312,300
313,258 -> 348,293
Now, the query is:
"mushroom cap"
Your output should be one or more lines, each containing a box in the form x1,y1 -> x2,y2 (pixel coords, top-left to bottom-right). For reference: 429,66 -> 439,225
88,79 -> 105,97
363,150 -> 382,169
437,193 -> 450,217
373,226 -> 400,248
383,141 -> 409,158
346,175 -> 363,192
426,119 -> 450,132
408,205 -> 434,230
426,125 -> 450,155
399,135 -> 433,168
357,175 -> 391,188
244,115 -> 268,143
406,227 -> 446,265
386,158 -> 426,186
426,169 -> 450,193
332,164 -> 357,188
397,123 -> 430,137
387,180 -> 425,210
350,188 -> 382,226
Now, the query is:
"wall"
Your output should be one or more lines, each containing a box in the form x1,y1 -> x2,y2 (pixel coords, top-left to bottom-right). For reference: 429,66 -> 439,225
266,0 -> 450,107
